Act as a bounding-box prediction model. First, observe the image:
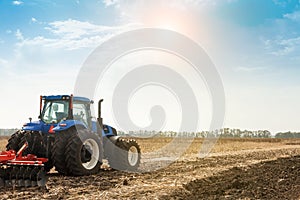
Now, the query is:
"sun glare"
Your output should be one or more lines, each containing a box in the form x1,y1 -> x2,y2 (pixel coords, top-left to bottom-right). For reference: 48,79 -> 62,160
132,4 -> 211,42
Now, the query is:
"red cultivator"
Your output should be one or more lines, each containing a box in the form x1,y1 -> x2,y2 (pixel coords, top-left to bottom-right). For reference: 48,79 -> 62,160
0,142 -> 48,188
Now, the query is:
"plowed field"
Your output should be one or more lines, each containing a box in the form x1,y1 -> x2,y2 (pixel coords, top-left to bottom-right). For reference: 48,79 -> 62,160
0,137 -> 299,200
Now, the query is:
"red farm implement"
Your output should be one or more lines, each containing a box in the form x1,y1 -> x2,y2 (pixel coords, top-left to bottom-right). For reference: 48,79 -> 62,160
0,142 -> 47,188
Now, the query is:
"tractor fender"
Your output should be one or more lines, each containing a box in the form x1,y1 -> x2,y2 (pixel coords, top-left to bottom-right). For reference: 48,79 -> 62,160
102,125 -> 118,137
53,120 -> 88,132
107,135 -> 121,144
22,121 -> 42,132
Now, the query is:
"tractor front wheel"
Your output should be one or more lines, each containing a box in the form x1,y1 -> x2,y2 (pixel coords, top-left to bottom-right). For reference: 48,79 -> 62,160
65,130 -> 102,176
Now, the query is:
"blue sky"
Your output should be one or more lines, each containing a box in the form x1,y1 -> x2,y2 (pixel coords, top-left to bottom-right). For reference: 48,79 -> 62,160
0,0 -> 300,133
217,0 -> 299,26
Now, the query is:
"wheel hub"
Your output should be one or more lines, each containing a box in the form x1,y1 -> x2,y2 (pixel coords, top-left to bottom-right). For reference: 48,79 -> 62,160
81,145 -> 92,163
128,146 -> 139,166
81,139 -> 100,170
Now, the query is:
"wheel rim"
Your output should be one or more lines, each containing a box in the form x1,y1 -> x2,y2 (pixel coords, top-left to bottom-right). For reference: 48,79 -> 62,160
128,146 -> 139,166
82,139 -> 99,170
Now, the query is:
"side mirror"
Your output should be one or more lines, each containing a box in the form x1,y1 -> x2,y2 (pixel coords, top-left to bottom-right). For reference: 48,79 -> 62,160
29,117 -> 32,123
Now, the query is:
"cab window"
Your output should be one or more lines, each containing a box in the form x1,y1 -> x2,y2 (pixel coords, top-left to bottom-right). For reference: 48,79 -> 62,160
42,100 -> 69,123
73,102 -> 90,126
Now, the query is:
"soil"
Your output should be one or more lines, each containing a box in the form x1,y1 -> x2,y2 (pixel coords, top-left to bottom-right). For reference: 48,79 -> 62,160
0,138 -> 299,200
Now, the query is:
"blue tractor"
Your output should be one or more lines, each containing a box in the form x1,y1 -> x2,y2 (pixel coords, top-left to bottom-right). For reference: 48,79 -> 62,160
6,95 -> 141,176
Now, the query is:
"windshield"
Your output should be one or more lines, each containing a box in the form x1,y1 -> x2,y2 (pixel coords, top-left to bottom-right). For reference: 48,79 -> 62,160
41,100 -> 69,123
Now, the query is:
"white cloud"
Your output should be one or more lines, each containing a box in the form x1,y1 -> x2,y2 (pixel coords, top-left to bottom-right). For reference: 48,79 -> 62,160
18,35 -> 109,50
102,0 -> 119,7
284,11 -> 300,22
12,1 -> 23,5
8,19 -> 140,78
15,29 -> 24,40
31,17 -> 37,23
0,19 -> 141,90
103,0 -> 232,8
272,0 -> 287,7
45,19 -> 118,39
0,58 -> 8,67
258,8 -> 300,58
263,36 -> 300,56
236,66 -> 266,72
19,19 -> 140,50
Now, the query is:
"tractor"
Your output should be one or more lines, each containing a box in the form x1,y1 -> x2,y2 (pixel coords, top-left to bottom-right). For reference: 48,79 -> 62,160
1,95 -> 141,187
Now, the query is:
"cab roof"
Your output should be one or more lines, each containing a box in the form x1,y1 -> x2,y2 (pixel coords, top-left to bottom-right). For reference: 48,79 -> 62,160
42,95 -> 91,103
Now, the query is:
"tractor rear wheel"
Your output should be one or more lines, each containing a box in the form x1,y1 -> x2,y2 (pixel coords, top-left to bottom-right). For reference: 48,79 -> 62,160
107,138 -> 141,171
65,130 -> 102,176
19,131 -> 53,172
19,131 -> 43,155
51,128 -> 76,175
6,130 -> 25,151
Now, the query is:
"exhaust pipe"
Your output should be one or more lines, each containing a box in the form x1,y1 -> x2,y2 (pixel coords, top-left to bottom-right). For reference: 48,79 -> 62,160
97,99 -> 104,134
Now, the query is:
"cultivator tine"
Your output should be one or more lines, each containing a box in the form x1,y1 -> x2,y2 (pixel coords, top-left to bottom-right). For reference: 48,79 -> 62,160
30,167 -> 39,187
37,168 -> 47,187
10,166 -> 19,187
4,167 -> 12,187
0,167 -> 5,188
16,166 -> 26,187
24,167 -> 32,188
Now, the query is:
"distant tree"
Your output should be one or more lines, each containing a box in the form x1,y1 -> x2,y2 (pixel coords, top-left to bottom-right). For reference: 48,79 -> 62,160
275,131 -> 300,138
262,130 -> 271,138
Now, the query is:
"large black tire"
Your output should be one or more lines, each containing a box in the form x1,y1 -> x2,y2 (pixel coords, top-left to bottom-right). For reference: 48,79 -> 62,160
19,131 -> 53,172
19,131 -> 43,155
107,138 -> 141,171
6,130 -> 25,151
51,128 -> 76,174
65,129 -> 102,176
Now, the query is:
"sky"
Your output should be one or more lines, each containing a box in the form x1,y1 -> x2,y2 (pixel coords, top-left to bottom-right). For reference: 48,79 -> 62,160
0,0 -> 300,133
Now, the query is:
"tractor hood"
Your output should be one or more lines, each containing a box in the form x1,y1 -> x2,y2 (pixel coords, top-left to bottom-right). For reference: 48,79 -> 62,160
22,120 -> 57,134
52,120 -> 88,132
22,120 -> 43,132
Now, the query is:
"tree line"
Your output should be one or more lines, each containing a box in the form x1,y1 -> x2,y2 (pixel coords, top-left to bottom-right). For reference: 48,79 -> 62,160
119,128 -> 300,138
275,131 -> 300,138
0,128 -> 299,138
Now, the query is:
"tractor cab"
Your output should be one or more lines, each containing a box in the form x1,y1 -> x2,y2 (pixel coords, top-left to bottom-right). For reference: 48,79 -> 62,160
23,95 -> 94,134
22,95 -> 117,137
40,95 -> 92,127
